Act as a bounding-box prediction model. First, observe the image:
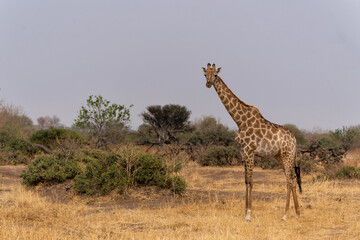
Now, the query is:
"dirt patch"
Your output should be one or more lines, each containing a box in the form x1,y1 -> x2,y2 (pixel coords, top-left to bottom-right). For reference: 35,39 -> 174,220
0,165 -> 27,187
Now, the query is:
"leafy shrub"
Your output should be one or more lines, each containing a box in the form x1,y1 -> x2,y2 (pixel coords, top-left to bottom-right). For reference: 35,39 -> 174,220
21,146 -> 186,195
334,166 -> 360,179
74,151 -> 186,195
198,145 -> 241,166
313,166 -> 360,181
0,131 -> 11,148
73,152 -> 128,195
318,136 -> 338,149
0,151 -> 30,165
21,152 -> 81,186
167,175 -> 187,194
0,135 -> 38,165
134,154 -> 186,194
134,154 -> 168,187
30,127 -> 84,149
5,138 -> 38,156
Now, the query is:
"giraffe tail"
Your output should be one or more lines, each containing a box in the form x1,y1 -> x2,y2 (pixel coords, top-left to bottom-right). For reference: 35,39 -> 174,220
295,165 -> 302,193
294,150 -> 302,193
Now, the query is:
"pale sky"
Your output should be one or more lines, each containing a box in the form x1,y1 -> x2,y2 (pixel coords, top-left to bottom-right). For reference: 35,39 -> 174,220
1,1 -> 360,131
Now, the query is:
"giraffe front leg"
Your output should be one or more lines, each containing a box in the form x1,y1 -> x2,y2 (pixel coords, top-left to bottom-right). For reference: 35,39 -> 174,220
245,182 -> 253,222
243,152 -> 254,222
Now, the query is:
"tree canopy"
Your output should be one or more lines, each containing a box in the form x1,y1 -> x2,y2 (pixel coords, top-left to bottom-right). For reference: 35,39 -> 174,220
141,104 -> 191,145
188,116 -> 236,147
74,95 -> 132,148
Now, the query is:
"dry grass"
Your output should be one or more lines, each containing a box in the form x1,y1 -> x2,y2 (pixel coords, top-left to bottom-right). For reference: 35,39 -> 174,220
1,165 -> 359,240
343,149 -> 360,168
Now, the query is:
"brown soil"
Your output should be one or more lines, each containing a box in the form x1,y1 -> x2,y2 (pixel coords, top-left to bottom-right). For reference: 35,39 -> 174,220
0,165 -> 27,187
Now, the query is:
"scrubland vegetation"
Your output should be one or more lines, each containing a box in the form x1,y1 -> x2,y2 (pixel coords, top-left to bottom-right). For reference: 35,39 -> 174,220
0,95 -> 360,239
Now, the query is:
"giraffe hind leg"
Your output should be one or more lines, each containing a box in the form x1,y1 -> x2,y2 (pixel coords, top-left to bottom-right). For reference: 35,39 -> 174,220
292,183 -> 300,217
281,155 -> 297,221
274,155 -> 290,220
282,181 -> 292,221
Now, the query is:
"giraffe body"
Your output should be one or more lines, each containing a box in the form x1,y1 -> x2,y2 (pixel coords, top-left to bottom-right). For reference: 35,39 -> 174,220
201,63 -> 301,221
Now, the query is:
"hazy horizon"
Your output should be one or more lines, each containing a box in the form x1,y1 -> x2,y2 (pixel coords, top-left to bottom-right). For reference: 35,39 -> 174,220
1,1 -> 360,131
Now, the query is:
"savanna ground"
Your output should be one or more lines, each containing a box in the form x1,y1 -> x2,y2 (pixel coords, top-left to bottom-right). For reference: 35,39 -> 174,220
0,153 -> 359,240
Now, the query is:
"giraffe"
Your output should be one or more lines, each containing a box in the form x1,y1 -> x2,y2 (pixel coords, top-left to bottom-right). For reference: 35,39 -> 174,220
201,63 -> 302,221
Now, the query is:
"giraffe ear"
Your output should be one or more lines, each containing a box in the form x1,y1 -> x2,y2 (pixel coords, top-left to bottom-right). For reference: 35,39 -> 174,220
216,67 -> 222,74
201,67 -> 206,73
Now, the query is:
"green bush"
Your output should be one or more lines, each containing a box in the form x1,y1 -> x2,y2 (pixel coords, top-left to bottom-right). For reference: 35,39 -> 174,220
335,166 -> 360,179
21,152 -> 81,186
30,127 -> 84,149
5,138 -> 38,156
0,135 -> 38,165
318,136 -> 338,149
0,151 -> 30,165
73,153 -> 128,195
198,145 -> 241,166
313,166 -> 360,181
167,175 -> 187,194
21,147 -> 186,195
0,131 -> 11,148
74,151 -> 186,195
134,154 -> 168,187
77,148 -> 109,164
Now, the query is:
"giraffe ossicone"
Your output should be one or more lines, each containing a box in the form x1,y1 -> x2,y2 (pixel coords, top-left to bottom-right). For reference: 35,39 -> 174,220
201,63 -> 302,221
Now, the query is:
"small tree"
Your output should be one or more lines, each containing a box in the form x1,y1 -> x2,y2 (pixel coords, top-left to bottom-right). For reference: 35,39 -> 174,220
331,126 -> 358,151
0,103 -> 34,138
188,116 -> 236,148
141,104 -> 191,145
74,95 -> 132,148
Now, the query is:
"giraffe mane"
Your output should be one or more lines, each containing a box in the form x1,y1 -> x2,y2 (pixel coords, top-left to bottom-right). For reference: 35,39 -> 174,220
217,77 -> 264,118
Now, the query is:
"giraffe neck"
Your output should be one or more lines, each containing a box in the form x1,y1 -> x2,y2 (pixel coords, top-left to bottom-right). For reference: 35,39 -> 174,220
213,77 -> 255,130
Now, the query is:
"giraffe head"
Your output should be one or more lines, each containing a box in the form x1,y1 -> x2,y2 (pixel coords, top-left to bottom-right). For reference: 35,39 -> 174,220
201,63 -> 221,88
